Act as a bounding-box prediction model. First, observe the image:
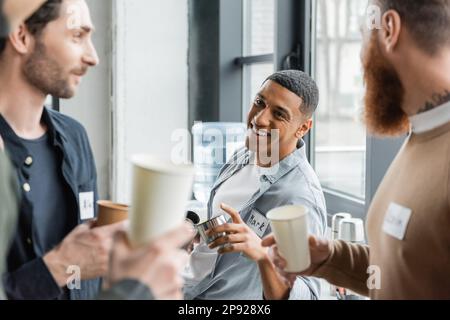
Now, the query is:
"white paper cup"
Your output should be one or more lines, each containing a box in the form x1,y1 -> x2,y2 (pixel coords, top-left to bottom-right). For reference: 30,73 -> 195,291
266,205 -> 311,273
128,155 -> 195,246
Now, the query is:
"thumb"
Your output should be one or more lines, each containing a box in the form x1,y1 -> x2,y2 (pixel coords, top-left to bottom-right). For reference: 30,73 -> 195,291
308,235 -> 318,248
309,235 -> 330,252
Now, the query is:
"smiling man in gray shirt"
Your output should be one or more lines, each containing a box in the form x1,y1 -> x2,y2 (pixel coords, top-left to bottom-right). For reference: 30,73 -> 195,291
184,70 -> 327,300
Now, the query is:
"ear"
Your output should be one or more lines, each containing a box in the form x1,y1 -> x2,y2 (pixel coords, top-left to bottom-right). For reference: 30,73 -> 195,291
8,23 -> 34,55
295,119 -> 313,139
379,9 -> 402,53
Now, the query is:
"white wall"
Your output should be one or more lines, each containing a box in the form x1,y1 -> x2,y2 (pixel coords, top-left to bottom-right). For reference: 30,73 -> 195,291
61,0 -> 189,203
113,0 -> 189,203
61,0 -> 112,200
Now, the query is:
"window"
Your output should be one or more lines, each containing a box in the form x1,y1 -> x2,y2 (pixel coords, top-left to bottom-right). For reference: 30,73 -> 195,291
314,0 -> 367,200
241,0 -> 275,118
190,0 -> 404,219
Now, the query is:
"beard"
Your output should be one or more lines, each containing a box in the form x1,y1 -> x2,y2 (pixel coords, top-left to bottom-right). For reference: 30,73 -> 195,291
362,34 -> 410,136
22,40 -> 76,99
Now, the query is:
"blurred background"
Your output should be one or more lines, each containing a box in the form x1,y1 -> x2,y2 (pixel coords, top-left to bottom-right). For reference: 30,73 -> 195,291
56,0 -> 405,221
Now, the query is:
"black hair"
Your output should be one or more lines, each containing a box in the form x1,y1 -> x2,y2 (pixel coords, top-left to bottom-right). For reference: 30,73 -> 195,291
265,70 -> 320,117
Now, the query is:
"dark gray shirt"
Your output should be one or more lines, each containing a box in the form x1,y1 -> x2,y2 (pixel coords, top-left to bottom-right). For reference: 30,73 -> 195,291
20,132 -> 74,300
20,133 -> 74,254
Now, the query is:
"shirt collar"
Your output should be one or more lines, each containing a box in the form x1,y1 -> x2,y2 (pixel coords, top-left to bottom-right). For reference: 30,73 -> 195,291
0,107 -> 62,167
248,139 -> 307,185
410,100 -> 450,134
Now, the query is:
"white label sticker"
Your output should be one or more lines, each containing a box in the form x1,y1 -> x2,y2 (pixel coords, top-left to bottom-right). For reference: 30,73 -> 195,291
247,209 -> 269,238
79,192 -> 94,220
382,203 -> 412,241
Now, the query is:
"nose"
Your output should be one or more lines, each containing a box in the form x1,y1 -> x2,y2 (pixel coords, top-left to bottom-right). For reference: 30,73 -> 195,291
83,39 -> 100,67
254,106 -> 271,128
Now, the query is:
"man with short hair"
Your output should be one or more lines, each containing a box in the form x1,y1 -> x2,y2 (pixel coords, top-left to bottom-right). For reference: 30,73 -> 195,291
264,0 -> 450,299
0,0 -> 111,300
184,70 -> 328,300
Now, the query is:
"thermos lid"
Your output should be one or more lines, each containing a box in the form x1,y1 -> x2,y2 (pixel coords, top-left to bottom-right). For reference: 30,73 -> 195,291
331,213 -> 352,239
339,218 -> 365,243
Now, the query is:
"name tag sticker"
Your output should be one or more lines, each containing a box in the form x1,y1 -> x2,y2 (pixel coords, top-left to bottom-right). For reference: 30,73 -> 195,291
382,203 -> 412,241
247,209 -> 269,238
79,192 -> 94,220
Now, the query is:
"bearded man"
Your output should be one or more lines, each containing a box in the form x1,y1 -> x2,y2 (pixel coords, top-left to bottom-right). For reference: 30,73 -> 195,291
263,0 -> 450,299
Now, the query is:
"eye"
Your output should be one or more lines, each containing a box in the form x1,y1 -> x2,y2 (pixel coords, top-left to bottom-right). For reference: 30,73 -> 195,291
254,98 -> 264,107
274,110 -> 285,119
73,31 -> 83,41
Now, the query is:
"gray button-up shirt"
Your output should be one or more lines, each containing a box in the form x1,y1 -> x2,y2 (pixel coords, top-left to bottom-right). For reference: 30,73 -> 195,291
184,141 -> 328,300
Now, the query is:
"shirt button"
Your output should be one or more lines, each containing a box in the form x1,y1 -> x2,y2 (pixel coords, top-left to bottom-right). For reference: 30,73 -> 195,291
23,183 -> 31,193
25,156 -> 33,166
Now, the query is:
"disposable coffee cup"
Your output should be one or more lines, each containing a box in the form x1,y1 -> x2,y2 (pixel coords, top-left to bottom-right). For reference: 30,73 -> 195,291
129,155 -> 195,246
96,200 -> 129,227
266,205 -> 311,273
196,215 -> 227,245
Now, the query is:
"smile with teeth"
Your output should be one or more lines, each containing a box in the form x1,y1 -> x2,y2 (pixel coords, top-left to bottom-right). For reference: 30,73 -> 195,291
252,126 -> 271,137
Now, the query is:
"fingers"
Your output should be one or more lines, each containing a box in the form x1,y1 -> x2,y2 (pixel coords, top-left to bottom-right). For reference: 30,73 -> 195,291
208,233 -> 247,249
95,220 -> 127,234
270,246 -> 287,270
173,249 -> 189,268
206,223 -> 245,236
220,203 -> 243,224
261,234 -> 276,247
111,230 -> 131,254
156,222 -> 197,249
217,243 -> 247,255
152,250 -> 188,300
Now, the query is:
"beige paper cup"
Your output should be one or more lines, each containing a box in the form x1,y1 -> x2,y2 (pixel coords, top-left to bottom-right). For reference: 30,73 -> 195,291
129,155 -> 195,246
96,200 -> 129,227
267,205 -> 311,273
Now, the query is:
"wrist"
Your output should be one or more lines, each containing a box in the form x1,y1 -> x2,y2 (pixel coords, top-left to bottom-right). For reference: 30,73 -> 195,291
256,250 -> 271,265
43,248 -> 67,288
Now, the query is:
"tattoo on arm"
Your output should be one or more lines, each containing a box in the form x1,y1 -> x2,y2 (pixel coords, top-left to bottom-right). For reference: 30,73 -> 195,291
418,90 -> 450,114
